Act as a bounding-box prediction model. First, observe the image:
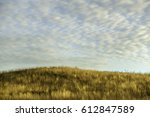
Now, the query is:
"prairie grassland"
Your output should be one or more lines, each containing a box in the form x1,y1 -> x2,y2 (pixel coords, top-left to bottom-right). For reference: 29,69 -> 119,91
0,67 -> 150,100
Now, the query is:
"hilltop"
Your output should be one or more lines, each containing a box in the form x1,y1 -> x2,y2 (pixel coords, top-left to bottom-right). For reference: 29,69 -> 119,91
0,67 -> 150,99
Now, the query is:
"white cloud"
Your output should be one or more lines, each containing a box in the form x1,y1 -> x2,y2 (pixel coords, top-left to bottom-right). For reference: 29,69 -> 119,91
0,0 -> 150,72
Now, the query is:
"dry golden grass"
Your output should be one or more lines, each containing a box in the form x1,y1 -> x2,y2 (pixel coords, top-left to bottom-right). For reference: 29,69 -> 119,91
0,67 -> 150,99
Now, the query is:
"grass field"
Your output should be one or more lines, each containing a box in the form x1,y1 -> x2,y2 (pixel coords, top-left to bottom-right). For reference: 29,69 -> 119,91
0,67 -> 150,100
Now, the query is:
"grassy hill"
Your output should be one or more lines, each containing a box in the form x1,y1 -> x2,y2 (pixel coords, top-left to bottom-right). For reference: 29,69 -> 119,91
0,67 -> 150,100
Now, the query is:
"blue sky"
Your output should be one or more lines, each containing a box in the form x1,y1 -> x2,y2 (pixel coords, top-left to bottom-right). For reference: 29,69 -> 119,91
0,0 -> 150,73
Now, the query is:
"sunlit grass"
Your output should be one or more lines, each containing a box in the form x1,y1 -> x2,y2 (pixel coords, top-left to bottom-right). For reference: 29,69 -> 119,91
0,67 -> 150,99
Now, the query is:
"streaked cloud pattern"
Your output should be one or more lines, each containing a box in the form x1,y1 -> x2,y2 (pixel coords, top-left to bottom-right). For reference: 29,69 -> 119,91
0,0 -> 150,72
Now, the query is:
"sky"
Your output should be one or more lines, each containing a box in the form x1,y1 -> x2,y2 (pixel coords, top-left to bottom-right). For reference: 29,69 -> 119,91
0,0 -> 150,73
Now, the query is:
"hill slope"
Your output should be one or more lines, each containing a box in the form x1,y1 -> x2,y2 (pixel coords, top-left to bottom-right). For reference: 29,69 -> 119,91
0,67 -> 150,99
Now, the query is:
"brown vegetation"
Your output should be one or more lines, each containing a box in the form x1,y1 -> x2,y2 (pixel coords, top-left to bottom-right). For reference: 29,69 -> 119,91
0,67 -> 150,99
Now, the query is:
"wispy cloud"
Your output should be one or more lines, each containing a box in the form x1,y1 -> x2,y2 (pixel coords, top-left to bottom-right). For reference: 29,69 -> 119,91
0,0 -> 150,72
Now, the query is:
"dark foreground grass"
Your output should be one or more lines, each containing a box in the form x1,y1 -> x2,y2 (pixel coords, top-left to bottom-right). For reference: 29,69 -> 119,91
0,67 -> 150,100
